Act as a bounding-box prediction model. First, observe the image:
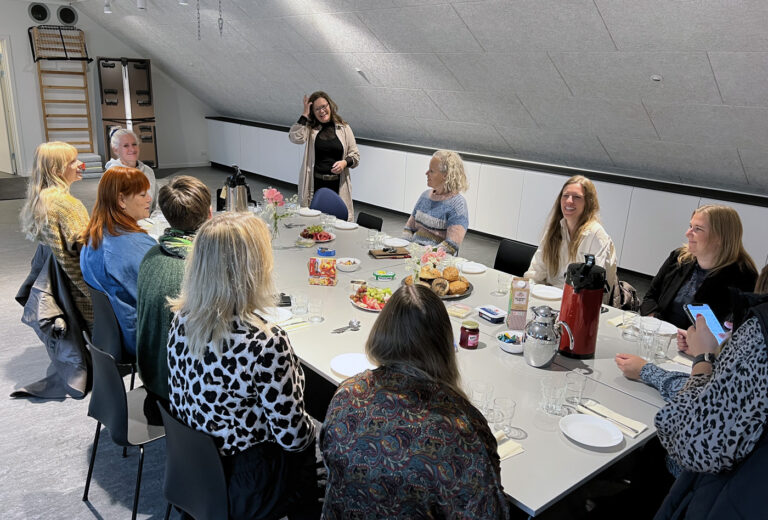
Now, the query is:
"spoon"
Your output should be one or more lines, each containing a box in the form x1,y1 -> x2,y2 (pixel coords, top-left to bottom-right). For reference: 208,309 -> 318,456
332,319 -> 361,334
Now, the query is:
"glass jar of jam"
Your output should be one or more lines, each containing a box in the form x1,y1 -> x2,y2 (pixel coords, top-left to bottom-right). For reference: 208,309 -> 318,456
459,320 -> 480,349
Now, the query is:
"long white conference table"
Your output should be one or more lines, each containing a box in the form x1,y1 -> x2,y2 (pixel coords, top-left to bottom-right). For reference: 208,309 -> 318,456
268,213 -> 664,517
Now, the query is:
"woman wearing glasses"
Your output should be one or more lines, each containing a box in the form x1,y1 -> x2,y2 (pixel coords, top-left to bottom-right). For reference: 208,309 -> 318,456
524,175 -> 617,294
289,91 -> 360,220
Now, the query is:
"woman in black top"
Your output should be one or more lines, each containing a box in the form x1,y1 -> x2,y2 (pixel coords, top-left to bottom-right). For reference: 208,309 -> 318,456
641,204 -> 757,330
289,91 -> 360,220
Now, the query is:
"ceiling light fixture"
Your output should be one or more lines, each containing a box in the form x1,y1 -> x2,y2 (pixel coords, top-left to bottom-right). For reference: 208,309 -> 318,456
137,0 -> 146,10
104,0 -> 112,14
179,0 -> 189,5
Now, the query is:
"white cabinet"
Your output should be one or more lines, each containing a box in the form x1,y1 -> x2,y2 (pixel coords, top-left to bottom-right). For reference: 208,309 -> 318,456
592,181 -> 633,265
353,145 -> 407,211
207,119 -> 240,167
622,189 -> 699,275
517,172 -> 564,245
474,163 -> 525,238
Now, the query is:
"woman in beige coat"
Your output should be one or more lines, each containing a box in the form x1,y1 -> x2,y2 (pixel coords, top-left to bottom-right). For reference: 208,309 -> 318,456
289,91 -> 360,220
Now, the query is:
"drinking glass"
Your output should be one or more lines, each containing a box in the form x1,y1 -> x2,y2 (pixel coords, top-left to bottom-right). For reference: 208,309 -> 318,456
492,397 -> 527,440
654,333 -> 673,361
540,375 -> 566,415
564,371 -> 586,406
366,228 -> 377,250
491,273 -> 510,296
621,310 -> 641,342
291,293 -> 308,316
308,298 -> 324,323
639,317 -> 661,362
375,232 -> 386,249
469,381 -> 494,415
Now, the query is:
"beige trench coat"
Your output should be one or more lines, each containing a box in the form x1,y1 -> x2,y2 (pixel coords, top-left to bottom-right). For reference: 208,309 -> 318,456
288,121 -> 360,221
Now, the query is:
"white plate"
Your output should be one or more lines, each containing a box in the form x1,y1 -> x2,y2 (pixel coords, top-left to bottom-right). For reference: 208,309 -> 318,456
298,207 -> 321,217
559,414 -> 623,448
261,307 -> 292,324
639,316 -> 678,336
337,257 -> 361,272
312,232 -> 336,243
460,262 -> 487,274
383,237 -> 409,248
531,284 -> 564,300
334,220 -> 358,230
330,353 -> 376,377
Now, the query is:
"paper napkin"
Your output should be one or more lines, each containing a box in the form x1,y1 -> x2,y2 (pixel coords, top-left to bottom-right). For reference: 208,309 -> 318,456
577,403 -> 648,439
494,430 -> 524,461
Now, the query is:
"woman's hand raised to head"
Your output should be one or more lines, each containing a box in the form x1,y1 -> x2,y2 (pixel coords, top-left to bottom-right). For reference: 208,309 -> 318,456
302,95 -> 312,118
615,353 -> 647,380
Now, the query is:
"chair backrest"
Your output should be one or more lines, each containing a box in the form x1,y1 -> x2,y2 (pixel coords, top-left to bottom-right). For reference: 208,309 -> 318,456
310,188 -> 348,221
86,339 -> 130,446
158,405 -> 229,520
357,212 -> 383,231
494,238 -> 539,276
87,284 -> 132,363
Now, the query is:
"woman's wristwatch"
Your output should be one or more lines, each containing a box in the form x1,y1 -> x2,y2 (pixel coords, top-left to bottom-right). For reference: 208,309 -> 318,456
692,352 -> 716,367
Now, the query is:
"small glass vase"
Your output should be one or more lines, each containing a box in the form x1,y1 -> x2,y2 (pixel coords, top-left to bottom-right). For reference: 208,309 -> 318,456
271,217 -> 280,240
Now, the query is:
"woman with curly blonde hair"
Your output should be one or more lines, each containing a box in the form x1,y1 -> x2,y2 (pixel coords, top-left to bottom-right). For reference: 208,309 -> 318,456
525,175 -> 617,295
20,141 -> 91,323
403,150 -> 470,256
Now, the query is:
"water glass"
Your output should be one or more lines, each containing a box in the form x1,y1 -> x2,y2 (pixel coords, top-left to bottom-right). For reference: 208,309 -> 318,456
375,232 -> 386,249
491,397 -> 515,434
639,318 -> 661,362
564,371 -> 587,406
492,273 -> 510,296
291,293 -> 308,316
366,228 -> 377,250
308,298 -> 324,323
654,333 -> 673,361
621,310 -> 641,342
540,376 -> 566,415
469,381 -> 494,415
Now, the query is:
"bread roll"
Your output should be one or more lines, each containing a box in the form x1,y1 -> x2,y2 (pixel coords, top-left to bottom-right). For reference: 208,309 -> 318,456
404,275 -> 414,286
432,278 -> 449,297
419,266 -> 441,280
448,280 -> 469,295
442,266 -> 459,282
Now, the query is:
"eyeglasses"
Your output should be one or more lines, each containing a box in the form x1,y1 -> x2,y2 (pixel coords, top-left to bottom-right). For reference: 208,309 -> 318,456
314,103 -> 330,113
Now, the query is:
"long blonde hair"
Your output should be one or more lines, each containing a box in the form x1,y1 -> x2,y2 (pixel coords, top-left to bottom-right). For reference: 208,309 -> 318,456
20,142 -> 78,240
541,175 -> 600,276
366,285 -> 466,400
169,212 -> 277,358
677,204 -> 756,276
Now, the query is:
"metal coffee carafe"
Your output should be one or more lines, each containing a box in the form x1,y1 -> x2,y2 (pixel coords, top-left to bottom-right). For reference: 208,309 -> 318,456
223,165 -> 248,212
523,305 -> 574,368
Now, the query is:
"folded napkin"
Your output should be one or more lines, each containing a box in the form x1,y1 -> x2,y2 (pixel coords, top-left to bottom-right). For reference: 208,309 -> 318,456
671,354 -> 693,367
577,403 -> 648,439
607,316 -> 624,327
494,430 -> 524,461
278,318 -> 310,332
368,247 -> 411,259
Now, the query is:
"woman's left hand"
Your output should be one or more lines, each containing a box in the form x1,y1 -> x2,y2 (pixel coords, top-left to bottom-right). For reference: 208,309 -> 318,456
331,160 -> 347,174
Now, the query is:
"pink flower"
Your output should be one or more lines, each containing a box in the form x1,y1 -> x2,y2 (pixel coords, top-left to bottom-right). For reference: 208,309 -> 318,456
263,188 -> 285,206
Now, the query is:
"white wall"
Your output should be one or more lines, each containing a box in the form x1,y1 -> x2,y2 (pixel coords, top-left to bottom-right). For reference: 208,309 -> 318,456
209,119 -> 768,276
0,0 -> 213,174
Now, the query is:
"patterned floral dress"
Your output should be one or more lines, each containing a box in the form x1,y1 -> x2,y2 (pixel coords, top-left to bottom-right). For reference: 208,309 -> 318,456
321,364 -> 511,519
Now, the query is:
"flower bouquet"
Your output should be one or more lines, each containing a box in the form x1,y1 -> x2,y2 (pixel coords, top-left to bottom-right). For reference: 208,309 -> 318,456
262,188 -> 298,239
405,244 -> 447,282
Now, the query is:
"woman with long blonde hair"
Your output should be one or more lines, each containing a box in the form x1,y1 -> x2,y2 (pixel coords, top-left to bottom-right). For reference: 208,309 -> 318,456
167,212 -> 319,519
80,167 -> 155,355
321,285 -> 511,518
19,141 -> 91,323
524,175 -> 617,294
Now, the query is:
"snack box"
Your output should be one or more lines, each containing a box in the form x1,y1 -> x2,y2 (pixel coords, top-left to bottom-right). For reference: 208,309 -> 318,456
478,305 -> 507,324
317,247 -> 336,257
446,303 -> 473,319
309,276 -> 337,286
373,270 -> 395,280
308,257 -> 336,278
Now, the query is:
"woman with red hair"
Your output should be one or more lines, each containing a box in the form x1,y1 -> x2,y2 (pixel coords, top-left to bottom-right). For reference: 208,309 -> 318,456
80,166 -> 155,355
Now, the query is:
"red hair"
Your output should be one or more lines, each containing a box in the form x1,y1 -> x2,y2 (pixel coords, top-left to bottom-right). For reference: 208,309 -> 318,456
81,166 -> 150,249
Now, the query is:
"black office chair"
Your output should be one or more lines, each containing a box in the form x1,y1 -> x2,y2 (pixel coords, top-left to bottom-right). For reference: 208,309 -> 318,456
493,238 -> 538,276
87,284 -> 136,389
82,340 -> 165,520
310,188 -> 349,221
356,212 -> 383,231
158,405 -> 229,520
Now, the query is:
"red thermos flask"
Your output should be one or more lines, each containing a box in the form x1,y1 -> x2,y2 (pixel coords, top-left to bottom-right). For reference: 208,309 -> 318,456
558,255 -> 606,359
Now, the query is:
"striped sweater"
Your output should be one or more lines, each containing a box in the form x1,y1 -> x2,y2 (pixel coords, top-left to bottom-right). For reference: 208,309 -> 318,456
404,189 -> 469,255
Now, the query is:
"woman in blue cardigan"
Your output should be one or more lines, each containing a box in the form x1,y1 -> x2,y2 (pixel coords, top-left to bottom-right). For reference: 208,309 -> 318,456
80,166 -> 156,355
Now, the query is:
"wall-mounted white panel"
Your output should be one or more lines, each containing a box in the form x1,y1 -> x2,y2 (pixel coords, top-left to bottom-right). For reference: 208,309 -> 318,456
592,181 -> 633,265
404,152 -> 432,214
622,189 -> 699,275
700,198 -> 768,271
463,160 -> 481,231
517,172 -> 566,245
474,163 -> 525,238
256,127 -> 301,185
353,145 -> 407,211
207,119 -> 241,167
239,125 -> 260,174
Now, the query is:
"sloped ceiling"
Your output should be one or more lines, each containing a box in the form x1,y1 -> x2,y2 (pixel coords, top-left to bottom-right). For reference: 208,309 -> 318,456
73,0 -> 768,195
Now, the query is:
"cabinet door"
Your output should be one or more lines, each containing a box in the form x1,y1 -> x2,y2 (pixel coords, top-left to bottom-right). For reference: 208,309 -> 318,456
592,181 -> 632,265
622,188 -> 699,275
207,119 -> 240,167
353,145 -> 407,211
517,172 -> 565,245
474,163 -> 525,238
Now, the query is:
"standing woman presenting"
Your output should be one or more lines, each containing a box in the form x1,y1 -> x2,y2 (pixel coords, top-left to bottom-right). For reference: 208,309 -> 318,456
289,91 -> 360,220
20,142 -> 92,324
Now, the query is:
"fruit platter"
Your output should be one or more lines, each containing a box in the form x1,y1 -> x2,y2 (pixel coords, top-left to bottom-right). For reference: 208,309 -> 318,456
300,225 -> 335,242
350,285 -> 392,312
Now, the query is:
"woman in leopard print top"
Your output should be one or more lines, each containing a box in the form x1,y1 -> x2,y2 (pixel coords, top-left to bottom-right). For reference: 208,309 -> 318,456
167,212 -> 319,519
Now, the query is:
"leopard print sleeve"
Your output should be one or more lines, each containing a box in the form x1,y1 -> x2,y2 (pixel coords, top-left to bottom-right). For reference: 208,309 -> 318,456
655,317 -> 768,474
